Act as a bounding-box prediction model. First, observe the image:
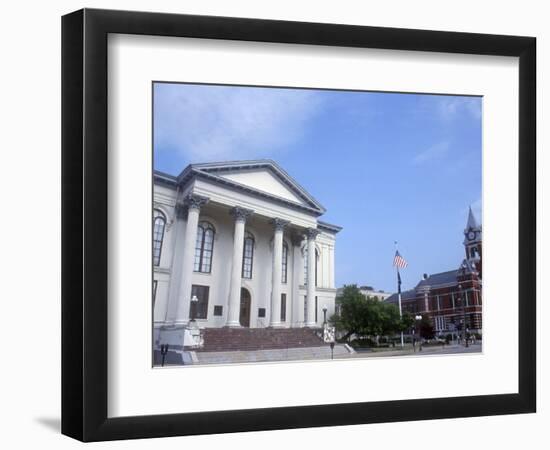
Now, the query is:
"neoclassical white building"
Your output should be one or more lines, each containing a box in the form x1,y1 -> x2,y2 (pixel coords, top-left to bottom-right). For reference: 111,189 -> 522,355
153,160 -> 341,342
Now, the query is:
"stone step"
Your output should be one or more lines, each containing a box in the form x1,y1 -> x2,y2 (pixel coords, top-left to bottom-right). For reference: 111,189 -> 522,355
194,345 -> 351,364
199,327 -> 326,352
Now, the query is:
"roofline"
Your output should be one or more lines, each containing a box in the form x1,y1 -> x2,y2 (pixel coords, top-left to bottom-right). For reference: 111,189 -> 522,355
317,220 -> 343,234
154,170 -> 178,187
422,269 -> 458,277
384,290 -> 416,303
177,159 -> 326,213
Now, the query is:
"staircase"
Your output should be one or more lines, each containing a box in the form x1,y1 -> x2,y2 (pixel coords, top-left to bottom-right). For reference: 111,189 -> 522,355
199,327 -> 326,352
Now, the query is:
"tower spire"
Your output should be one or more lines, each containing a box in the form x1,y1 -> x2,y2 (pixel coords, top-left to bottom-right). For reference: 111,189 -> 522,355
465,205 -> 480,231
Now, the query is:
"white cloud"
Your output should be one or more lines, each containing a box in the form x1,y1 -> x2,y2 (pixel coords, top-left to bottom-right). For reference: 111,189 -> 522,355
413,141 -> 450,164
435,96 -> 482,121
154,84 -> 322,162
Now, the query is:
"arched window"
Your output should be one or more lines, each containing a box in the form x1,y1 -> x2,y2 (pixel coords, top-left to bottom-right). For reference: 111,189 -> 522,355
194,221 -> 215,273
281,242 -> 289,283
242,231 -> 254,279
153,210 -> 166,266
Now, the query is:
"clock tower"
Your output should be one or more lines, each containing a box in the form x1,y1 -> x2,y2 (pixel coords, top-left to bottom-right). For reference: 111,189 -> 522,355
463,206 -> 482,277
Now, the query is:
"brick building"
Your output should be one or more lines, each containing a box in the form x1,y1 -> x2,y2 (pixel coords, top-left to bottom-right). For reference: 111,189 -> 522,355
385,208 -> 482,336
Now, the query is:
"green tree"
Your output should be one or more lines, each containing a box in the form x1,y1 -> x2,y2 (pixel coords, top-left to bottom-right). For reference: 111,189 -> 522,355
330,285 -> 368,341
400,312 -> 415,332
330,285 -> 411,342
378,302 -> 404,336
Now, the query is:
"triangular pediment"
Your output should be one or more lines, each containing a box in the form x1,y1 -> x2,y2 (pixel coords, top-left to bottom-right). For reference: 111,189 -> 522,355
178,160 -> 326,214
217,168 -> 305,204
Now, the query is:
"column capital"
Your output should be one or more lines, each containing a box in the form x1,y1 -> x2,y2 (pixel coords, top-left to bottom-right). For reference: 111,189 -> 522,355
305,228 -> 320,240
230,206 -> 254,223
270,218 -> 290,232
176,194 -> 209,217
290,232 -> 304,246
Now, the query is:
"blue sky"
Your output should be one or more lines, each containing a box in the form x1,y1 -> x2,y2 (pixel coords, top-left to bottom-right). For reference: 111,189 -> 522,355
154,82 -> 482,293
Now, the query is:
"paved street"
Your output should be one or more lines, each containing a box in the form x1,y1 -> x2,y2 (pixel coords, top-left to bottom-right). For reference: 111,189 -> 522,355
155,343 -> 482,367
340,343 -> 482,359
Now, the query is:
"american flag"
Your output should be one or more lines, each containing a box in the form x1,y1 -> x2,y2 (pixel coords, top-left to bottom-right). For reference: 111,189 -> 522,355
393,250 -> 408,269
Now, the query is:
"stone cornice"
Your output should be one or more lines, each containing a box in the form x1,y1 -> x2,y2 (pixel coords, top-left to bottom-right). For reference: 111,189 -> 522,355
153,170 -> 178,188
230,206 -> 254,223
317,220 -> 343,234
298,286 -> 337,293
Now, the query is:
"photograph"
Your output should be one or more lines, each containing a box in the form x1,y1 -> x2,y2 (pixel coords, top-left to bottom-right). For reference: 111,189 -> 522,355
151,82 -> 483,366
0,0 -> 541,446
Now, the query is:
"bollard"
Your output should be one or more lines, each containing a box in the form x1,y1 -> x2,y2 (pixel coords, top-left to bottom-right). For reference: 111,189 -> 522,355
160,343 -> 169,367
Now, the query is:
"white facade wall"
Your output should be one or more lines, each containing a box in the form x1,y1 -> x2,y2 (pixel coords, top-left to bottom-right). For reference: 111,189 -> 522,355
153,167 -> 339,330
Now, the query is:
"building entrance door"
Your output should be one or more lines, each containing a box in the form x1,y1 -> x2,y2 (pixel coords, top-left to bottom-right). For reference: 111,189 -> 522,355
239,288 -> 251,327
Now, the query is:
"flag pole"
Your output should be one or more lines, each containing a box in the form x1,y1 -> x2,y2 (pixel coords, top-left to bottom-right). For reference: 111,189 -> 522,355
395,241 -> 404,348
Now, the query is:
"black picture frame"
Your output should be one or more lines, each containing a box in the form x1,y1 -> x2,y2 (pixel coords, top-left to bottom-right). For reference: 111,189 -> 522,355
62,8 -> 536,442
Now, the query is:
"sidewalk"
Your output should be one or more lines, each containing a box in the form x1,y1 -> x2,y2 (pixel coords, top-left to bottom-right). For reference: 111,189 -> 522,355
155,343 -> 482,367
190,344 -> 352,365
339,343 -> 482,359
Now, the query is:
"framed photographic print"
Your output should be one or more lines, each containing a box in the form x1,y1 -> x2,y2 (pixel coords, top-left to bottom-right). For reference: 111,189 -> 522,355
61,8 -> 536,442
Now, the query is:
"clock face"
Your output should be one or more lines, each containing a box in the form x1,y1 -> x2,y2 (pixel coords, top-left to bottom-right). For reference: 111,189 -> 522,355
468,231 -> 476,241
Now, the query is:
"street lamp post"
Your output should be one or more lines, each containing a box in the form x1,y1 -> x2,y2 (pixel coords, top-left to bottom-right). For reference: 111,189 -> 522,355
415,314 -> 422,352
190,295 -> 198,323
160,343 -> 169,367
322,305 -> 328,326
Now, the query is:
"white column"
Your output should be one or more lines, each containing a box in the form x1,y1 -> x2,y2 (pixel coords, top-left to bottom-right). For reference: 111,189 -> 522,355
269,218 -> 289,328
305,228 -> 320,327
163,215 -> 186,323
291,234 -> 303,327
172,194 -> 209,325
226,207 -> 253,327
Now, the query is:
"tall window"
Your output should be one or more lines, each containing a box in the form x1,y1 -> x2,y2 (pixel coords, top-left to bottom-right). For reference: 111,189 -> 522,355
281,294 -> 287,322
153,280 -> 158,307
315,296 -> 318,323
242,231 -> 254,279
153,210 -> 166,266
281,242 -> 288,283
194,221 -> 215,273
190,284 -> 209,320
